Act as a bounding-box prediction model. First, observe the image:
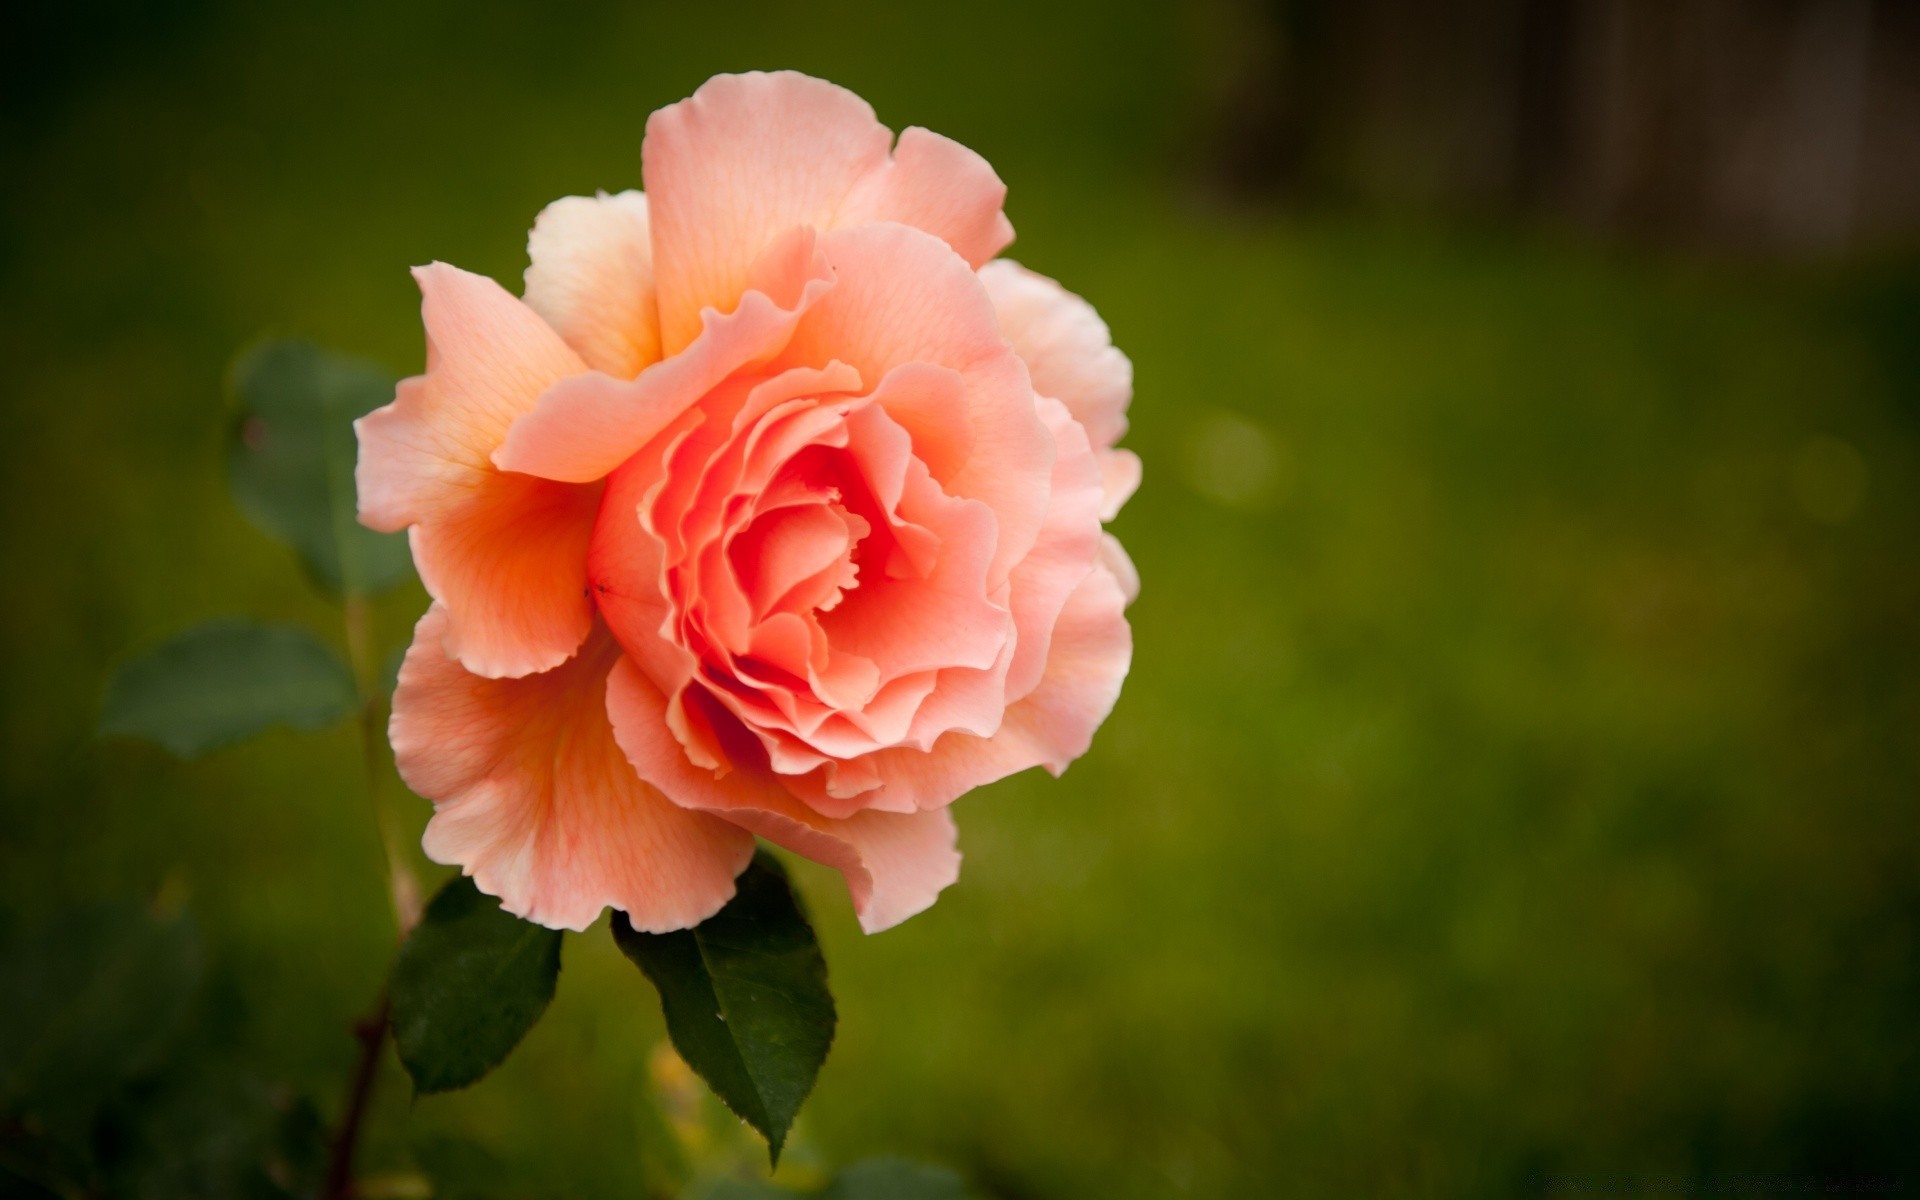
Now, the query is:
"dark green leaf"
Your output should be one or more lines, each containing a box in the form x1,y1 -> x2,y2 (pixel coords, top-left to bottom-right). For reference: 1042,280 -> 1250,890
0,904 -> 203,1130
820,1159 -> 969,1200
227,339 -> 413,598
614,851 -> 835,1168
100,621 -> 357,758
389,876 -> 563,1094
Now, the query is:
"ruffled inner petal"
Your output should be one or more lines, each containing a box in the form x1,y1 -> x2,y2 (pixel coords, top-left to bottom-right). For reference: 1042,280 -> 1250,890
607,656 -> 962,933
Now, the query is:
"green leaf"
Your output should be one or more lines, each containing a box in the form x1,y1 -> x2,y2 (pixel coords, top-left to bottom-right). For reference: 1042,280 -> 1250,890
0,904 -> 203,1129
389,876 -> 563,1095
100,621 -> 357,758
614,851 -> 835,1169
227,339 -> 413,598
819,1159 -> 969,1200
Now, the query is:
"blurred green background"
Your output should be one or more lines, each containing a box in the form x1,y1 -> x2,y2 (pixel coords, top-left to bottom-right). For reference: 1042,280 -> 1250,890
4,0 -> 1918,1196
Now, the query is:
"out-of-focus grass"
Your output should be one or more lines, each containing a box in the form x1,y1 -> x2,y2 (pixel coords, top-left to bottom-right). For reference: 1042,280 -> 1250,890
3,1 -> 1917,1197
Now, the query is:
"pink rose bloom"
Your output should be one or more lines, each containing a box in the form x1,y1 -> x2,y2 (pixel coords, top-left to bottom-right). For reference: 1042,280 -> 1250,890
358,71 -> 1138,934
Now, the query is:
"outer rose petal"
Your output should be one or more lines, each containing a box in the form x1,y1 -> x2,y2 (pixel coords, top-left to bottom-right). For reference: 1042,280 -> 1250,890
1100,532 -> 1140,605
978,258 -> 1132,453
645,71 -> 891,353
1100,447 -> 1142,523
406,477 -> 603,679
1002,396 -> 1105,705
394,605 -> 755,932
494,226 -> 835,485
355,263 -> 598,678
523,190 -> 661,378
837,126 -> 1014,268
644,72 -> 1016,353
606,658 -> 961,932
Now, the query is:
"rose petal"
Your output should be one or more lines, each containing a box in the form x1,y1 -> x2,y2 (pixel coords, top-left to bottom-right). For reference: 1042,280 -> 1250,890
394,606 -> 756,932
355,263 -> 597,678
1100,447 -> 1142,522
778,223 -> 1056,591
1002,396 -> 1105,705
644,73 -> 1016,355
1099,532 -> 1140,605
644,71 -> 892,354
523,190 -> 660,378
407,475 -> 603,680
855,561 -> 1133,813
837,126 -> 1014,268
494,226 -> 836,485
862,361 -> 974,488
607,657 -> 961,932
979,258 -> 1132,452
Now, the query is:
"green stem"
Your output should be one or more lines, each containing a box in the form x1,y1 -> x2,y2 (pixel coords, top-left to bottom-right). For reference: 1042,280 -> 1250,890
345,594 -> 420,935
324,593 -> 421,1198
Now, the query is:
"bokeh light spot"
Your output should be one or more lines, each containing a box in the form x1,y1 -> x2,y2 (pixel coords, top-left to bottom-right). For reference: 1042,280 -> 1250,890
1181,409 -> 1290,509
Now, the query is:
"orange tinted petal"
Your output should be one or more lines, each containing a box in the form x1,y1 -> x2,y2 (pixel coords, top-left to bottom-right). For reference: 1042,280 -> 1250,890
523,190 -> 660,378
394,606 -> 755,932
606,657 -> 961,932
355,263 -> 598,678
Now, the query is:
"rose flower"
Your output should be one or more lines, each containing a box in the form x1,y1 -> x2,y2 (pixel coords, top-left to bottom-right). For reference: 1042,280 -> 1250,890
358,72 -> 1138,934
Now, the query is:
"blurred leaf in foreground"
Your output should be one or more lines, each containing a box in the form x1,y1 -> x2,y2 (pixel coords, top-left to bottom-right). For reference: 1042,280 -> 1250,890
227,339 -> 413,598
100,621 -> 357,758
0,903 -> 203,1131
615,851 -> 835,1169
389,876 -> 563,1095
94,1061 -> 327,1200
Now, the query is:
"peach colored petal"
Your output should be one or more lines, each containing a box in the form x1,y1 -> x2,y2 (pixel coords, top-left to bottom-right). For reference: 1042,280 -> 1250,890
494,227 -> 836,485
779,223 -> 1055,591
837,126 -> 1014,268
394,606 -> 756,932
862,361 -> 974,486
1002,396 -> 1105,705
734,804 -> 961,935
584,405 -> 704,694
589,365 -> 864,703
408,475 -> 603,680
1100,447 -> 1142,522
643,73 -> 1016,355
853,561 -> 1133,814
523,190 -> 660,378
1099,532 -> 1140,605
978,258 -> 1132,452
606,657 -> 961,932
644,72 -> 891,354
817,405 -> 1009,680
355,263 -> 598,678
